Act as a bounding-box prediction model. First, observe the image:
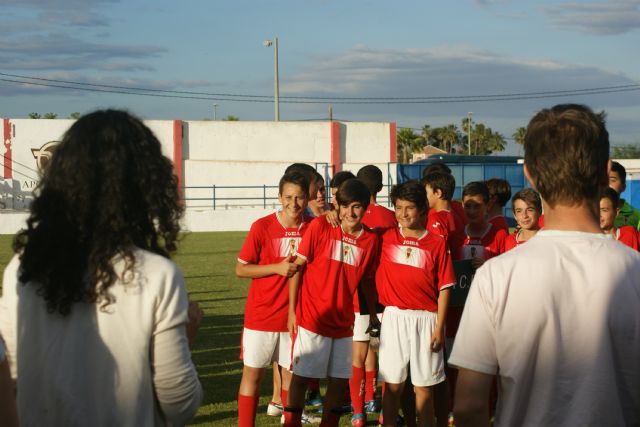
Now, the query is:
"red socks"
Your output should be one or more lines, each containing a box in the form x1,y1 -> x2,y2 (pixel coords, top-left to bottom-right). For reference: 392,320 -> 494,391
237,393 -> 259,427
349,365 -> 365,414
283,407 -> 303,427
281,389 -> 289,407
365,370 -> 377,402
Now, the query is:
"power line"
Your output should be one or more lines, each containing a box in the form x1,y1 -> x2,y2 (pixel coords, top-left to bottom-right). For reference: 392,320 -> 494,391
1,71 -> 639,104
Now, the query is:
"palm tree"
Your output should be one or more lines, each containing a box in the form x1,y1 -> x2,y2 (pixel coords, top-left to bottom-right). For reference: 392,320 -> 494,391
439,124 -> 460,154
512,127 -> 526,146
397,128 -> 422,163
421,125 -> 435,146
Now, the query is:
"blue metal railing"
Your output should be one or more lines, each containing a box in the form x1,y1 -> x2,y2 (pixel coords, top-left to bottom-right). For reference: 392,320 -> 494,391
182,184 -> 393,210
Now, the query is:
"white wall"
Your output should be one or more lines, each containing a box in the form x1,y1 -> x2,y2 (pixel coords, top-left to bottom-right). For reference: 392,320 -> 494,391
185,121 -> 332,163
1,118 -> 394,233
343,123 -> 392,164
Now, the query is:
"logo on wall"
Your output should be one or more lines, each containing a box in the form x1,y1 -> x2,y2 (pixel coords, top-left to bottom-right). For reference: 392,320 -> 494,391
31,141 -> 60,170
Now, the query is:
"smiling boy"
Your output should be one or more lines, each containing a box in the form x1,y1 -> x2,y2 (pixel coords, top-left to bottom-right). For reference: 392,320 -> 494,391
283,179 -> 380,427
235,172 -> 312,426
376,180 -> 456,427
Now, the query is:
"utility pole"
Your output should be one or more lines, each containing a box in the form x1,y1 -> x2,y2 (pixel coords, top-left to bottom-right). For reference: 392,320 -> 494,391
467,112 -> 473,155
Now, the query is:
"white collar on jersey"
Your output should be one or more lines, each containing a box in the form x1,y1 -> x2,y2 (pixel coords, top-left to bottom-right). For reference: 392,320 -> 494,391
276,211 -> 305,231
340,223 -> 364,239
464,222 -> 493,239
399,225 -> 428,240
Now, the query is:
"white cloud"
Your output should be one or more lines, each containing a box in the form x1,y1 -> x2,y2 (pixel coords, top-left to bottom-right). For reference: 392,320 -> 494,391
545,0 -> 640,35
279,44 -> 640,144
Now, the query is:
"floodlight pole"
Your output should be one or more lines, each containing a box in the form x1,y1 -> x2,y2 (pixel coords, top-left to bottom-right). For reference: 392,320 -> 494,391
468,112 -> 473,155
264,37 -> 280,121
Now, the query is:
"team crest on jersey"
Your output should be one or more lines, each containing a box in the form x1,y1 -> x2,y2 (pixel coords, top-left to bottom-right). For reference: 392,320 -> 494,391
462,244 -> 486,260
275,237 -> 301,257
389,244 -> 428,269
330,239 -> 363,267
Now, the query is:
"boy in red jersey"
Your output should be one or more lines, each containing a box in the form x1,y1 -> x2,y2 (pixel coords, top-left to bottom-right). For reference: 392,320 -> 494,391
235,172 -> 312,427
329,171 -> 357,208
460,181 -> 508,267
346,165 -> 396,424
485,178 -> 511,233
376,180 -> 456,427
500,188 -> 542,253
423,171 -> 465,258
422,162 -> 467,226
600,187 -> 639,250
284,179 -> 380,427
309,171 -> 329,217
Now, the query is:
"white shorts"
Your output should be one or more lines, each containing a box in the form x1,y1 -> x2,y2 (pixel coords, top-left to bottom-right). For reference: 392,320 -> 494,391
378,306 -> 445,387
291,326 -> 352,379
352,312 -> 383,342
241,328 -> 292,369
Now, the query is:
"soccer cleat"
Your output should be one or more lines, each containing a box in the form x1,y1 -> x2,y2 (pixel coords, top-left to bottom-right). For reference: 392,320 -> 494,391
306,390 -> 323,407
364,399 -> 379,413
448,412 -> 455,427
302,412 -> 321,424
351,413 -> 366,427
378,410 -> 405,427
267,401 -> 284,416
282,411 -> 322,425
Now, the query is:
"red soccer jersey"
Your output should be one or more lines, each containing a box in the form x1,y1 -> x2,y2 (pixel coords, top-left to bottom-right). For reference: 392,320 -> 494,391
237,212 -> 312,332
295,218 -> 379,338
500,229 -> 531,253
362,203 -> 397,230
458,223 -> 507,261
451,200 -> 468,225
376,227 -> 456,312
488,215 -> 510,233
427,209 -> 465,259
617,226 -> 639,250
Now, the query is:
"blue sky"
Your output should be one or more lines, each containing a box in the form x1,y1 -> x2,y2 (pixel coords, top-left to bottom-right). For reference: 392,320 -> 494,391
1,0 -> 639,153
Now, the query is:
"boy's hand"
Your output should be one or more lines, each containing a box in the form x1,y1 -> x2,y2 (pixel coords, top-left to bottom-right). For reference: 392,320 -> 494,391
471,256 -> 485,269
288,311 -> 298,339
276,256 -> 299,277
430,327 -> 444,352
365,315 -> 381,338
325,210 -> 340,228
186,300 -> 204,349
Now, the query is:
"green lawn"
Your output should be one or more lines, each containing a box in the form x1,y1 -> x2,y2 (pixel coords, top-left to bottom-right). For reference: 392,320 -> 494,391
0,232 -> 380,426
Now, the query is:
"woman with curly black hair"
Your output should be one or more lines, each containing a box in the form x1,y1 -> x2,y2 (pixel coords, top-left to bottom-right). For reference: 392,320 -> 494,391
0,109 -> 203,426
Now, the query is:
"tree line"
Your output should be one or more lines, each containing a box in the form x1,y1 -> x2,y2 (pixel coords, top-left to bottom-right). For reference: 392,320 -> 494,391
397,118 -> 528,163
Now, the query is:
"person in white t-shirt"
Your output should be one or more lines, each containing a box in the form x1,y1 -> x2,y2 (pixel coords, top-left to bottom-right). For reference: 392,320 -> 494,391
0,337 -> 18,427
449,104 -> 640,427
0,109 -> 203,427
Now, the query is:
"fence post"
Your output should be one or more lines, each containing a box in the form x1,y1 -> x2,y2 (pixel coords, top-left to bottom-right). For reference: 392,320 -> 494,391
263,184 -> 266,209
213,185 -> 216,210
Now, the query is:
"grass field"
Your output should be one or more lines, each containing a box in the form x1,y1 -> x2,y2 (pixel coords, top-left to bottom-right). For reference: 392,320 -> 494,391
0,232 -> 381,426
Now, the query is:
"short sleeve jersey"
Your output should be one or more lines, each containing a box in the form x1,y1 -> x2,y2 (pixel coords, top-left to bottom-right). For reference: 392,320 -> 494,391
362,203 -> 397,230
237,212 -> 312,331
427,209 -> 465,259
488,215 -> 510,233
376,227 -> 456,312
295,218 -> 379,338
500,229 -> 535,253
616,226 -> 639,251
451,200 -> 468,225
458,223 -> 507,261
